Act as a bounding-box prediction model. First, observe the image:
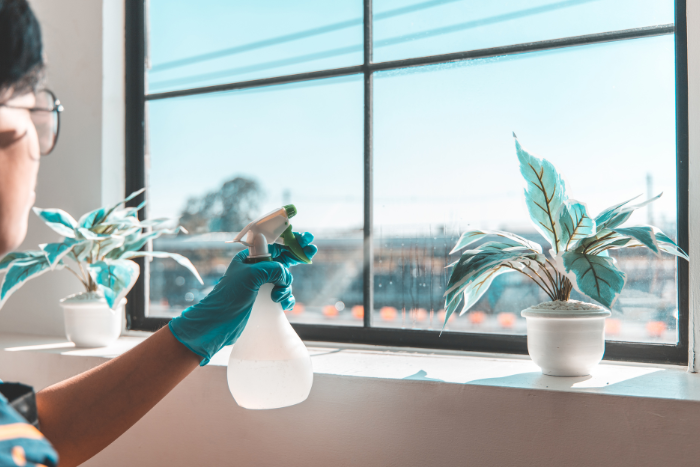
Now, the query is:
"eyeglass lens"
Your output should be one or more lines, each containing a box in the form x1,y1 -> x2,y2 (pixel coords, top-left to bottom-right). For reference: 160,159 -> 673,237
31,90 -> 59,156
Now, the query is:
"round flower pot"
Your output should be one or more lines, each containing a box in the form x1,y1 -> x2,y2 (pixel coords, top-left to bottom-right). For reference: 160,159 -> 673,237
521,300 -> 611,377
59,293 -> 124,348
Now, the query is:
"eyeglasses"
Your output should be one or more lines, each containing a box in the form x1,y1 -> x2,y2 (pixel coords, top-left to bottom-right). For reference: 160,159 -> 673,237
0,89 -> 63,156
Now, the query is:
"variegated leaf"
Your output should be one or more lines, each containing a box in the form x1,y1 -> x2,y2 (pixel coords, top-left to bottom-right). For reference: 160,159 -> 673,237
138,218 -> 169,227
443,266 -> 511,329
445,249 -> 537,297
121,250 -> 203,284
450,228 -> 542,255
40,238 -> 84,270
574,229 -> 627,254
561,251 -> 626,308
80,189 -> 146,229
514,135 -> 568,252
594,194 -> 640,229
76,227 -> 111,241
88,259 -> 140,309
110,227 -> 184,259
99,216 -> 142,228
654,231 -> 689,261
33,208 -> 78,238
612,226 -> 660,255
0,257 -> 55,309
0,251 -> 46,273
97,236 -> 127,257
555,199 -> 595,251
72,240 -> 94,261
595,193 -> 662,232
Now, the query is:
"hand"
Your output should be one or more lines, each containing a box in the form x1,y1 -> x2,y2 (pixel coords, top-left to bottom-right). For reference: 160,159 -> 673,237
268,231 -> 319,268
233,231 -> 318,309
169,232 -> 317,365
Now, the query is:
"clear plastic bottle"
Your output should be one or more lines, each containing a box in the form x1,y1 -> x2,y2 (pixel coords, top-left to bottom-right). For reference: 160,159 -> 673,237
227,283 -> 313,409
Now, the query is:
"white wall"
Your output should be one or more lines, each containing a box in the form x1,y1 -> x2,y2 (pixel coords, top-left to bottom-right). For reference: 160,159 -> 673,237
0,0 -> 125,336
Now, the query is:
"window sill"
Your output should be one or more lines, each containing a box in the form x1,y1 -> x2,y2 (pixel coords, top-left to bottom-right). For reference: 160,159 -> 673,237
0,333 -> 697,403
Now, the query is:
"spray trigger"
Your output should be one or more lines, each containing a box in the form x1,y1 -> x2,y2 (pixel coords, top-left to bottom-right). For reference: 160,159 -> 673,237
225,204 -> 311,264
281,225 -> 312,264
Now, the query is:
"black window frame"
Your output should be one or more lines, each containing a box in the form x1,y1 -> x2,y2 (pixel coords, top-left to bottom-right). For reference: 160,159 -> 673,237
125,0 -> 689,365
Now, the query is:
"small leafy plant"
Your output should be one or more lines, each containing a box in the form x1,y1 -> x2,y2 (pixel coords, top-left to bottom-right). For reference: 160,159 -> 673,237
444,134 -> 688,326
0,189 -> 202,309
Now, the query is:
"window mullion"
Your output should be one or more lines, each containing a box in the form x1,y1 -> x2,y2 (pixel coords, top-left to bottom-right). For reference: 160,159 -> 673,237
363,0 -> 373,328
125,0 -> 148,330
674,0 -> 689,359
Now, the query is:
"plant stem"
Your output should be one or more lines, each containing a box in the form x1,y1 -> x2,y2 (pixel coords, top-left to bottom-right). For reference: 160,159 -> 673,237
542,258 -> 565,299
555,274 -> 573,301
524,263 -> 556,298
535,259 -> 558,297
75,260 -> 96,292
69,252 -> 90,289
564,276 -> 572,300
64,266 -> 88,289
509,265 -> 555,301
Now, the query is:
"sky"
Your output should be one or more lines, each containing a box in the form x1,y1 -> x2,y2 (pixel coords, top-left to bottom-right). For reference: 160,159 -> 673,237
145,0 -> 678,240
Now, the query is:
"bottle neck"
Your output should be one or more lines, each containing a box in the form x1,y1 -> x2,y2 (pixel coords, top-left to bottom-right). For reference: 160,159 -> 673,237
244,256 -> 273,264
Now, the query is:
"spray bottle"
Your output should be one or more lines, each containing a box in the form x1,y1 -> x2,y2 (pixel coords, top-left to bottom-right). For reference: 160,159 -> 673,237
225,205 -> 313,409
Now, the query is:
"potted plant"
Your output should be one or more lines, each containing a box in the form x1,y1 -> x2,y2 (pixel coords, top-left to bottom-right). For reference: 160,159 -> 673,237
444,134 -> 688,376
0,189 -> 202,347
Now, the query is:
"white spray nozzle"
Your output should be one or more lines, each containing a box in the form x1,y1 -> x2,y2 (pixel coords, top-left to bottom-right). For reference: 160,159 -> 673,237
226,206 -> 292,259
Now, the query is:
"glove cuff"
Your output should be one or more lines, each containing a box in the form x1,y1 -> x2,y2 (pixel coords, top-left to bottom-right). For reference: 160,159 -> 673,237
168,320 -> 211,366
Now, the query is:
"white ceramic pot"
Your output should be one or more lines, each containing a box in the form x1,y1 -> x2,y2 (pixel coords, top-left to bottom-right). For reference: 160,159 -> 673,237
521,300 -> 611,377
60,293 -> 124,347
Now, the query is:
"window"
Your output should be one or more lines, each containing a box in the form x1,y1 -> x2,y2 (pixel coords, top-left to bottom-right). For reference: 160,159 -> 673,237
126,0 -> 688,364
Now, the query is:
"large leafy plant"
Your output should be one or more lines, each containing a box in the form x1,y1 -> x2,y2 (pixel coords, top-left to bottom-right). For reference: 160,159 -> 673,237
0,189 -> 202,310
444,135 -> 688,326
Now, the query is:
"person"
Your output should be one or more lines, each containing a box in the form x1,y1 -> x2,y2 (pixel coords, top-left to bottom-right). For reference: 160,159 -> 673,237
0,1 -> 317,466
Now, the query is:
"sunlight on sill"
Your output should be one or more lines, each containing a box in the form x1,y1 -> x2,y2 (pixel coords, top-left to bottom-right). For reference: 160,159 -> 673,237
570,367 -> 663,389
5,342 -> 76,352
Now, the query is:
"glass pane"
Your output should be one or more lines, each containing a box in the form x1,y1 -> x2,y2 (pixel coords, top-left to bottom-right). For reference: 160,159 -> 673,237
373,0 -> 674,63
147,75 -> 364,327
147,0 -> 363,94
373,35 -> 678,343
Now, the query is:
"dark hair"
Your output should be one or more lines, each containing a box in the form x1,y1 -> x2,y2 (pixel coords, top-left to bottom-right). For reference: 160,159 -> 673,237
0,0 -> 44,98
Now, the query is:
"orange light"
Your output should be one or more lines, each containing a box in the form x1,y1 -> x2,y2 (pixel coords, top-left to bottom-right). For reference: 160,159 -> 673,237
469,311 -> 486,324
646,321 -> 666,337
380,306 -> 397,321
413,308 -> 428,321
436,309 -> 455,324
351,305 -> 364,319
322,305 -> 339,317
290,303 -> 305,315
497,312 -> 516,328
605,318 -> 621,336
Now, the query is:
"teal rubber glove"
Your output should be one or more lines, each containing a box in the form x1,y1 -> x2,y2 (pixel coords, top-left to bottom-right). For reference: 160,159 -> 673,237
270,231 -> 317,268
169,232 -> 317,366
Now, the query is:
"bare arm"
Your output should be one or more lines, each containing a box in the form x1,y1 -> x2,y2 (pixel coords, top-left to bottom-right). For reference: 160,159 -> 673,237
36,326 -> 200,467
